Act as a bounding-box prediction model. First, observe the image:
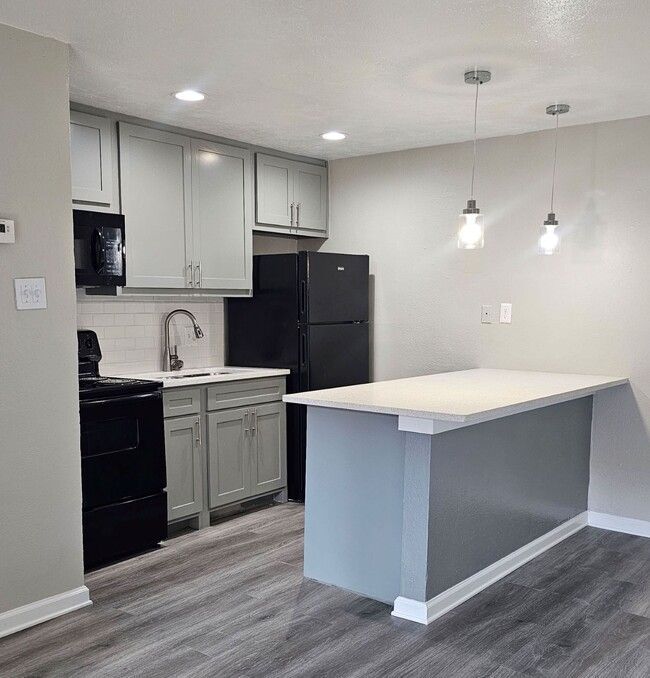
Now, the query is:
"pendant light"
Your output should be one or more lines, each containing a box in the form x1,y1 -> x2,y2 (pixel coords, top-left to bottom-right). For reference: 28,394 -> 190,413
539,103 -> 570,255
457,69 -> 491,249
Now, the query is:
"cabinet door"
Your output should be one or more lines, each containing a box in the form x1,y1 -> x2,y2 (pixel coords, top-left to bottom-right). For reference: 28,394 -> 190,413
250,402 -> 286,495
118,123 -> 193,288
294,162 -> 328,235
207,407 -> 251,508
164,415 -> 203,521
255,154 -> 293,228
191,140 -> 252,291
70,111 -> 115,207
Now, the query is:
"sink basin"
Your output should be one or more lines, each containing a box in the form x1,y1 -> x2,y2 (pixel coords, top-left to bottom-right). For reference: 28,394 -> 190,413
165,369 -> 236,380
167,372 -> 211,379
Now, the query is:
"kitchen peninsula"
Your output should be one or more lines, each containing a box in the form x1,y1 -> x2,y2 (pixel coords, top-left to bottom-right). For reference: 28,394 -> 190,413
284,368 -> 627,625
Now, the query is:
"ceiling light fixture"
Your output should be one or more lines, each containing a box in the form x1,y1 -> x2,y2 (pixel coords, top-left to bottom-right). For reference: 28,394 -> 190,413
457,69 -> 491,250
174,89 -> 205,102
539,103 -> 570,255
321,131 -> 346,141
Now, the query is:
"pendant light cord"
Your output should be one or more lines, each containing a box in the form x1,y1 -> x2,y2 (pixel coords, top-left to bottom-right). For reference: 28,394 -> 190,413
550,112 -> 560,213
470,81 -> 479,199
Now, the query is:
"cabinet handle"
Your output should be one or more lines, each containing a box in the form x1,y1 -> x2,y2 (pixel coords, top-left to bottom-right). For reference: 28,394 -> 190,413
195,417 -> 201,445
251,409 -> 256,435
244,410 -> 250,435
195,262 -> 201,288
187,261 -> 194,287
296,202 -> 301,229
290,202 -> 295,232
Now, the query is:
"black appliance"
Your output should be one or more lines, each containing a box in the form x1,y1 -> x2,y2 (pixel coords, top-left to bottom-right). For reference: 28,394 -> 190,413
78,330 -> 166,568
73,209 -> 126,287
227,252 -> 370,501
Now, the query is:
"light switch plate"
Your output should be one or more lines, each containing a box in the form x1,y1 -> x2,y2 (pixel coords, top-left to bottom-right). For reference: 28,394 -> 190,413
481,304 -> 494,324
0,219 -> 15,243
14,277 -> 47,310
500,303 -> 512,324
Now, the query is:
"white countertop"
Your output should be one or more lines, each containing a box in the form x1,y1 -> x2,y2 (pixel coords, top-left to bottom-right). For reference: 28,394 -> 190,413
117,366 -> 289,389
283,369 -> 627,423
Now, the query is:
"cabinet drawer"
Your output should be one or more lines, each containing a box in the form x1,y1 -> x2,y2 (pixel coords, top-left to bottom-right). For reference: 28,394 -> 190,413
163,387 -> 202,417
206,378 -> 285,411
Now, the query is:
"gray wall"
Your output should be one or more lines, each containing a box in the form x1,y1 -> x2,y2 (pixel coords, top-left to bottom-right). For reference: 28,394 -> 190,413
317,116 -> 650,524
0,25 -> 85,613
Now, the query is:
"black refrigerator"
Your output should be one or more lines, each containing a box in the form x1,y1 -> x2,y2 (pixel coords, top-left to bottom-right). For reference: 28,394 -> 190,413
226,251 -> 370,501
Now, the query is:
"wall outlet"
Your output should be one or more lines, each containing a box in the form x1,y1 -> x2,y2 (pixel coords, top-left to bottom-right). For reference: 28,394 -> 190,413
14,277 -> 47,310
500,303 -> 512,324
481,304 -> 494,324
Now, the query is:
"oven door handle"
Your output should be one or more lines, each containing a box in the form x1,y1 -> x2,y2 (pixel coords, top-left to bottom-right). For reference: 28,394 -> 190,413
82,391 -> 161,407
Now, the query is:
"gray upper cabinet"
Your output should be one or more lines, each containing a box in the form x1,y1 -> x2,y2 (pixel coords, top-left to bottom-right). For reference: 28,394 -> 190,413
118,122 -> 252,294
207,407 -> 251,508
70,110 -> 117,211
293,163 -> 328,234
119,123 -> 192,289
255,153 -> 328,237
256,154 -> 293,228
191,139 -> 252,292
250,402 -> 286,496
164,414 -> 204,521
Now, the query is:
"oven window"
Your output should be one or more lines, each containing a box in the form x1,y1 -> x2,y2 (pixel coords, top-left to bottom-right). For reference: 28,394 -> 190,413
81,417 -> 139,456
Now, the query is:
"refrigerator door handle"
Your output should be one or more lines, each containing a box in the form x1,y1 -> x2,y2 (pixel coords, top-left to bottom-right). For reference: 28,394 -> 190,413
300,332 -> 307,367
300,280 -> 306,316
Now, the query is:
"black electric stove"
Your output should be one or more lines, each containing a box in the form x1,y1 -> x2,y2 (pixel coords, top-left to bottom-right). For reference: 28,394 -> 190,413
78,330 -> 167,569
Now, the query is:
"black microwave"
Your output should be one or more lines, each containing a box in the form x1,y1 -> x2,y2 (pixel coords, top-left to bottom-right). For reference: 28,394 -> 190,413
73,209 -> 126,287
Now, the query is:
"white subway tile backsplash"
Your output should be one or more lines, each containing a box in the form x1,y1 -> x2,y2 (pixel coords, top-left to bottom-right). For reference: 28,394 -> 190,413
76,293 -> 225,374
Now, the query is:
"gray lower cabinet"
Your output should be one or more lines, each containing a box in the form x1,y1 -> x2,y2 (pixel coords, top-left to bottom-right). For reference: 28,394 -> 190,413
164,415 -> 204,521
207,407 -> 251,508
250,402 -> 286,495
163,377 -> 286,525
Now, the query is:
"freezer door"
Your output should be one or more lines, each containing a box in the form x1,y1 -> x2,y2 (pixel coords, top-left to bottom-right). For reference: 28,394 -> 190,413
300,252 -> 369,324
300,322 -> 369,391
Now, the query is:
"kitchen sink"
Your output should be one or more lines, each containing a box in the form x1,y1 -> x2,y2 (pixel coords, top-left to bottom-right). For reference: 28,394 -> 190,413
166,369 -> 235,380
167,372 -> 212,379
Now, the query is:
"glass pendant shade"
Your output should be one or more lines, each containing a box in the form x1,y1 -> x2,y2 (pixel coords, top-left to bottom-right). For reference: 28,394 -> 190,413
539,213 -> 560,255
457,199 -> 484,249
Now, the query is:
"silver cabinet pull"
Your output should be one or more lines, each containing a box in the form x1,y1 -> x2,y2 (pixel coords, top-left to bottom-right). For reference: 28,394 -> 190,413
187,261 -> 194,287
296,202 -> 301,229
290,202 -> 295,232
243,410 -> 250,435
194,262 -> 201,288
195,417 -> 201,445
251,409 -> 256,435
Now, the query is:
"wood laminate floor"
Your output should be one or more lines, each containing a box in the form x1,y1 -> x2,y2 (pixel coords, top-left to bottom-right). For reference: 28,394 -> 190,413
1,503 -> 649,677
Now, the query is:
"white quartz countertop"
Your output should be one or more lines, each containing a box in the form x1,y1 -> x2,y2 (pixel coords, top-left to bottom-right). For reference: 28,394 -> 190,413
283,369 -> 627,423
116,366 -> 289,389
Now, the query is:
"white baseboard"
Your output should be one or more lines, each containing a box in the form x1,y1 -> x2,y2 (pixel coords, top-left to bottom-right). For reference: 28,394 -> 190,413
588,510 -> 650,538
0,586 -> 91,639
392,511 -> 589,625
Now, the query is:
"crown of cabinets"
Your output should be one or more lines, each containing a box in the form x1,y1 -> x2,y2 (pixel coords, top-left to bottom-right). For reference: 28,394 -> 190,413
255,153 -> 328,237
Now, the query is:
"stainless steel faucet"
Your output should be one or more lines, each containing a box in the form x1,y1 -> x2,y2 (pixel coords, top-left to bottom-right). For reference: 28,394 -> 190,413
164,309 -> 205,371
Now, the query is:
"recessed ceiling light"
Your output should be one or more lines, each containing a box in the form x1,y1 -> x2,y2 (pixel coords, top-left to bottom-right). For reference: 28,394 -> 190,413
321,131 -> 346,141
174,89 -> 205,102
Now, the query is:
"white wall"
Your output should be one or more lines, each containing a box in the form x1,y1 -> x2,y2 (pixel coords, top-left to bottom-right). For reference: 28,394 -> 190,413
319,116 -> 650,523
0,25 -> 85,613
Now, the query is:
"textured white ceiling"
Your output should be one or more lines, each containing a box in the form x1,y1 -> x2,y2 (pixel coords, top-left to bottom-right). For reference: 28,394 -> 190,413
1,0 -> 649,159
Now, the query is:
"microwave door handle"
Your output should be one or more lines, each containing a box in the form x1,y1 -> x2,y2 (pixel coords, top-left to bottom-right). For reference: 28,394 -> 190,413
91,228 -> 106,274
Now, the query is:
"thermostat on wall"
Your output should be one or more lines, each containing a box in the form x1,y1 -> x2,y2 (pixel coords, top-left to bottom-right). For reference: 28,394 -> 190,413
0,219 -> 16,243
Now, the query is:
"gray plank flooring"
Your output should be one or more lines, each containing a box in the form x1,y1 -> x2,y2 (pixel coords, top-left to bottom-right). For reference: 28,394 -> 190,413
1,504 -> 649,677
